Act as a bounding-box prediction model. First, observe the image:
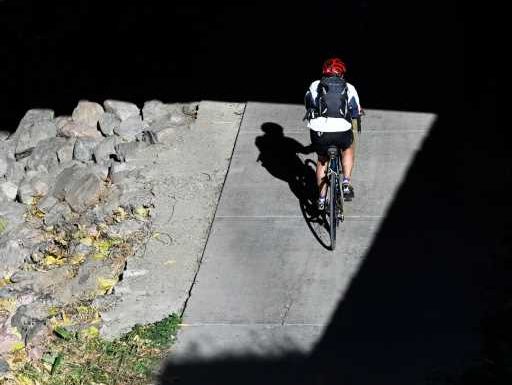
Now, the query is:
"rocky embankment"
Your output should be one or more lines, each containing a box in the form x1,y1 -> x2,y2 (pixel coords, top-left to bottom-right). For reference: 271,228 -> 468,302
0,99 -> 207,377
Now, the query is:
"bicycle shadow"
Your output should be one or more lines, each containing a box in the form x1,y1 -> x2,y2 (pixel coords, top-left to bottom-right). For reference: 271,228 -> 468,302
254,122 -> 331,250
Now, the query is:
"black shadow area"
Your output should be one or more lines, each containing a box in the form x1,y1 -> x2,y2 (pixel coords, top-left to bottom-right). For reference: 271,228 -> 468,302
160,109 -> 508,385
2,0 -> 461,131
254,122 -> 331,249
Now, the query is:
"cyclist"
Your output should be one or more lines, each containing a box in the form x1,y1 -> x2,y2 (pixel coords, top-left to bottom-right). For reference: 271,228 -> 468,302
304,57 -> 362,210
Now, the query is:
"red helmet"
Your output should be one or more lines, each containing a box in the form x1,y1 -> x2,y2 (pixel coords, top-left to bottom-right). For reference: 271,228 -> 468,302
322,57 -> 346,76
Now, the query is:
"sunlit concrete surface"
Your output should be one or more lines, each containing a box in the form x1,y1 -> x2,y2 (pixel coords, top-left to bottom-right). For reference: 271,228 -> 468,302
167,102 -> 436,362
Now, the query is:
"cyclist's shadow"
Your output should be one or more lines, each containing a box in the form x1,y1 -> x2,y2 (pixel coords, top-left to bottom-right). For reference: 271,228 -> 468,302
255,122 -> 330,250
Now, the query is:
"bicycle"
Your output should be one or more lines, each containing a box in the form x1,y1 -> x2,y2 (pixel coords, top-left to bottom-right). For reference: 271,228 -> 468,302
325,145 -> 344,251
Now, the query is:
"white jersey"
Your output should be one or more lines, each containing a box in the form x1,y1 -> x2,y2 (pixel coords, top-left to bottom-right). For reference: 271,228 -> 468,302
305,79 -> 362,133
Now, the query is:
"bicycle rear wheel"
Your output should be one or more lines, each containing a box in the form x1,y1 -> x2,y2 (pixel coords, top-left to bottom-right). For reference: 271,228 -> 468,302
337,179 -> 344,222
329,171 -> 337,251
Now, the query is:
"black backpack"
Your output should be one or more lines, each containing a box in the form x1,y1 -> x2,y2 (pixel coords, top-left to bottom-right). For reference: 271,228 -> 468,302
317,76 -> 349,119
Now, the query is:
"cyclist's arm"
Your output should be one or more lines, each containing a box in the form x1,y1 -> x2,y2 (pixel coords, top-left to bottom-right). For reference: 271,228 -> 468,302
347,83 -> 363,133
303,80 -> 320,121
347,83 -> 362,117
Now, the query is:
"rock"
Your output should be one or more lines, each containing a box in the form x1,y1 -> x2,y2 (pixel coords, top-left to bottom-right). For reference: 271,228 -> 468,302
93,136 -> 118,163
0,181 -> 18,201
149,124 -> 178,144
26,137 -> 67,173
118,183 -> 154,211
111,161 -> 137,174
0,202 -> 25,237
111,169 -> 140,185
0,140 -> 15,162
110,162 -> 137,184
70,242 -> 93,257
43,201 -> 73,226
25,323 -> 50,360
104,100 -> 140,121
59,120 -> 102,138
142,100 -> 192,126
142,100 -> 173,123
0,131 -> 9,141
65,173 -> 104,213
114,115 -> 145,141
55,116 -> 72,131
108,219 -> 146,238
0,327 -> 21,357
56,137 -> 76,163
0,142 -> 12,177
17,172 -> 52,204
114,141 -> 148,162
182,102 -> 199,118
92,185 -> 121,221
4,158 -> 26,185
73,137 -> 101,162
98,112 -> 120,136
20,109 -> 54,122
0,155 -> 8,177
17,225 -> 46,252
37,195 -> 58,213
12,110 -> 57,155
92,163 -> 111,180
0,239 -> 28,277
10,303 -> 50,345
9,267 -> 73,295
52,164 -> 87,200
56,253 -> 126,304
0,358 -> 9,375
72,100 -> 105,127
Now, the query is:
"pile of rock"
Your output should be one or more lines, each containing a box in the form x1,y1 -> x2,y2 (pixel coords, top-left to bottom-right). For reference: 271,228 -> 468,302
0,99 -> 198,377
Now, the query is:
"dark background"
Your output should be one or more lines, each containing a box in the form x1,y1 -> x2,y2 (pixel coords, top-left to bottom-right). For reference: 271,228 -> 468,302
1,0 -> 468,129
2,1 -> 506,384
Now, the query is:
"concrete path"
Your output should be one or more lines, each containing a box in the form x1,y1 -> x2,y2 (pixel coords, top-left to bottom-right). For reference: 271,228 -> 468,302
168,102 -> 436,361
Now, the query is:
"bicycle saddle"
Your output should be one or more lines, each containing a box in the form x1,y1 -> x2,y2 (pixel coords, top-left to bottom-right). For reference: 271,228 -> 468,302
327,146 -> 339,159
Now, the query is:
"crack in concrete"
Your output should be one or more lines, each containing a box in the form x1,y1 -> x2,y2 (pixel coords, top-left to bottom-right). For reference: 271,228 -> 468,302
179,104 -> 247,320
280,301 -> 294,326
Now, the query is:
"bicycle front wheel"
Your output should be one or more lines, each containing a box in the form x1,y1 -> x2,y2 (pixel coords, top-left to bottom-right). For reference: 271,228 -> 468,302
329,172 -> 337,251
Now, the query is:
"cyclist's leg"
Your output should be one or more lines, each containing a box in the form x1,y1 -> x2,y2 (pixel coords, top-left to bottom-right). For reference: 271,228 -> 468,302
316,155 -> 328,198
340,129 -> 355,180
351,122 -> 358,168
341,146 -> 354,180
310,129 -> 329,200
340,130 -> 355,200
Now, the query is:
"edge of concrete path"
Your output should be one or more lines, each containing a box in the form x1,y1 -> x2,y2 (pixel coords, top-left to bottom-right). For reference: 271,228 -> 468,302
99,101 -> 247,339
178,102 -> 248,319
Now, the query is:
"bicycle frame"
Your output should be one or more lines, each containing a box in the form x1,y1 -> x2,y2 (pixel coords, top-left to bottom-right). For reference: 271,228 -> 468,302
326,146 -> 344,250
327,153 -> 340,186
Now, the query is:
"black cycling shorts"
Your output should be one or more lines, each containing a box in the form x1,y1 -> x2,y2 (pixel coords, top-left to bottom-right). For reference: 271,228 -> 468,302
309,129 -> 353,157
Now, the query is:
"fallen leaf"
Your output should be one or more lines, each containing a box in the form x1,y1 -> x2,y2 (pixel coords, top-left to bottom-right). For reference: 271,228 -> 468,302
92,252 -> 107,261
97,277 -> 118,295
43,255 -> 64,266
0,276 -> 12,288
48,306 -> 60,317
134,206 -> 150,219
69,254 -> 86,265
0,216 -> 9,234
80,326 -> 100,339
11,341 -> 25,352
0,297 -> 16,314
